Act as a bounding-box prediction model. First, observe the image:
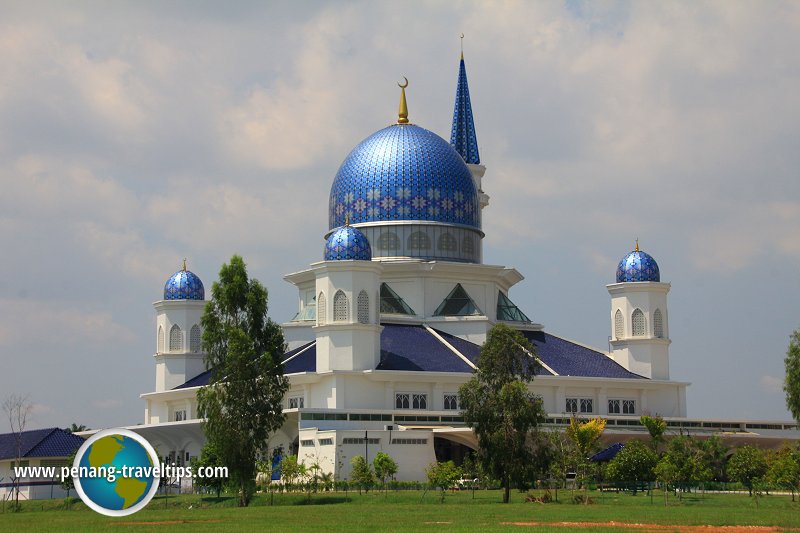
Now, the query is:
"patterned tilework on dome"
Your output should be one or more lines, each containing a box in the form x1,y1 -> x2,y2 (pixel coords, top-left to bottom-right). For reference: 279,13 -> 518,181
324,225 -> 372,261
329,124 -> 480,230
616,250 -> 660,283
164,269 -> 205,300
450,57 -> 480,165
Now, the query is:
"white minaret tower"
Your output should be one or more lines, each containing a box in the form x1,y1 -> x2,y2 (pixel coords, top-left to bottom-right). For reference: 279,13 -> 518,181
607,242 -> 671,380
153,261 -> 207,393
314,223 -> 383,373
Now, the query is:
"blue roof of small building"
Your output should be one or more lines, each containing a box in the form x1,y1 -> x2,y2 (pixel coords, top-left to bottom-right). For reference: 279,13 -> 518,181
173,368 -> 213,389
0,428 -> 85,460
283,341 -> 317,374
590,442 -> 625,462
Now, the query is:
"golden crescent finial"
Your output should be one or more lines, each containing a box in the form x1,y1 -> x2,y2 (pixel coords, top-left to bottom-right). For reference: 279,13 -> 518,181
345,213 -> 350,226
397,77 -> 409,124
635,238 -> 639,252
182,258 -> 187,271
460,33 -> 464,59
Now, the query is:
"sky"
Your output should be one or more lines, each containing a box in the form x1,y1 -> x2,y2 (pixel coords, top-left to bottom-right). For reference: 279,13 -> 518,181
1,1 -> 799,432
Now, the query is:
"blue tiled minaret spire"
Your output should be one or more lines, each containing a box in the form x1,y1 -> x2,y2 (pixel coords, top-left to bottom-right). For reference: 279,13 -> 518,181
450,47 -> 480,165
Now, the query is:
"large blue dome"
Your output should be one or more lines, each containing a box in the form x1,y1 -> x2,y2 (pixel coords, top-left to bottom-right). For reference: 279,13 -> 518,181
328,124 -> 480,230
616,250 -> 660,283
324,225 -> 372,261
164,269 -> 205,300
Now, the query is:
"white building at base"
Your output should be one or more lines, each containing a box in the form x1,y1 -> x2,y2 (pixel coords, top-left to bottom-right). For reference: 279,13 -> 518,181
133,53 -> 795,484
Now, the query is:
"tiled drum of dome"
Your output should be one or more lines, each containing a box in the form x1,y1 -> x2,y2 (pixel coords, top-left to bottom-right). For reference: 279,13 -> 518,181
164,270 -> 205,300
328,125 -> 480,230
616,251 -> 660,283
324,226 -> 372,261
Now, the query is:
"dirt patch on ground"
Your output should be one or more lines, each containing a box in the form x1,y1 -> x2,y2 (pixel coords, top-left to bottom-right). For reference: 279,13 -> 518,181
502,522 -> 799,532
112,520 -> 223,526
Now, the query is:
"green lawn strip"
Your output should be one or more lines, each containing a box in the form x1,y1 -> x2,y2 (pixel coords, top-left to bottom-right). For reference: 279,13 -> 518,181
1,490 -> 798,532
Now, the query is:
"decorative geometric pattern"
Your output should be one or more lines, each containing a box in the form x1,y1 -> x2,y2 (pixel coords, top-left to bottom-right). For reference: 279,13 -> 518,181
163,269 -> 205,300
190,325 -> 201,353
324,225 -> 372,261
169,324 -> 182,351
157,326 -> 164,353
614,309 -> 624,339
450,57 -> 480,164
357,290 -> 370,324
317,293 -> 326,325
654,309 -> 664,338
328,124 -> 480,230
616,250 -> 660,282
632,309 -> 646,336
333,290 -> 349,321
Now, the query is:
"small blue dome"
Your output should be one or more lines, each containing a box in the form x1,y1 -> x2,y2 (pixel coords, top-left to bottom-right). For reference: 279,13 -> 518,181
164,269 -> 205,300
324,225 -> 372,261
329,124 -> 480,230
616,249 -> 660,283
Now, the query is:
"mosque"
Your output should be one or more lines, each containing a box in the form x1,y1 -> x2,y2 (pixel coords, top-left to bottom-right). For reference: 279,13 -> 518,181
131,52 -> 796,483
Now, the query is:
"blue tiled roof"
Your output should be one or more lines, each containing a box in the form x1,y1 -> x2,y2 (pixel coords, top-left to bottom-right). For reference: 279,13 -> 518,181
616,249 -> 660,283
283,342 -> 316,374
521,331 -> 645,379
173,325 -> 643,388
378,324 -> 474,372
450,56 -> 480,165
173,368 -> 213,389
0,428 -> 85,460
164,269 -> 205,300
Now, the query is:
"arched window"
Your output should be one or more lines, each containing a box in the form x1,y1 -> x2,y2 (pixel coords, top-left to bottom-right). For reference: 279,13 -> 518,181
654,309 -> 664,338
408,231 -> 431,250
157,326 -> 164,353
614,310 -> 624,339
357,290 -> 370,324
462,235 -> 474,255
317,292 -> 326,325
632,309 -> 646,337
190,325 -> 202,353
333,290 -> 349,322
377,231 -> 400,251
437,233 -> 458,251
169,324 -> 182,351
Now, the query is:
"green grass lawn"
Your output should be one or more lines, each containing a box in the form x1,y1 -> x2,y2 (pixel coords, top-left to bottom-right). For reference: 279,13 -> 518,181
1,489 -> 799,532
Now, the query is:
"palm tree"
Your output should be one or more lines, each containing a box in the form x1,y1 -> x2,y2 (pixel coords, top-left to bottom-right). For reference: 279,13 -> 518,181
565,417 -> 606,504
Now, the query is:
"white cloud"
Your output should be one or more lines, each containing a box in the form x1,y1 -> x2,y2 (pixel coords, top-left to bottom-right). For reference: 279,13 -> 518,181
760,375 -> 784,395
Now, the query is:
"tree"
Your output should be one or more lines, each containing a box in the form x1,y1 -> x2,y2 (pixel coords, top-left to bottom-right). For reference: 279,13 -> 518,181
426,461 -> 462,503
785,328 -> 800,423
3,393 -> 32,510
65,423 -> 89,434
60,449 -> 77,500
728,445 -> 768,496
372,452 -> 398,493
654,455 -> 679,506
194,441 -> 227,498
767,444 -> 800,501
459,324 -> 546,503
697,436 -> 729,482
606,440 -> 658,493
350,455 -> 374,494
565,416 -> 606,503
639,415 -> 667,451
196,255 -> 290,507
279,455 -> 303,491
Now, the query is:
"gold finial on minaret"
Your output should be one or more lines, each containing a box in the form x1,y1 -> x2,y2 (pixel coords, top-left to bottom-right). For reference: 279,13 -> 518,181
182,258 -> 187,271
460,33 -> 464,59
635,239 -> 639,252
397,77 -> 409,124
345,213 -> 350,226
